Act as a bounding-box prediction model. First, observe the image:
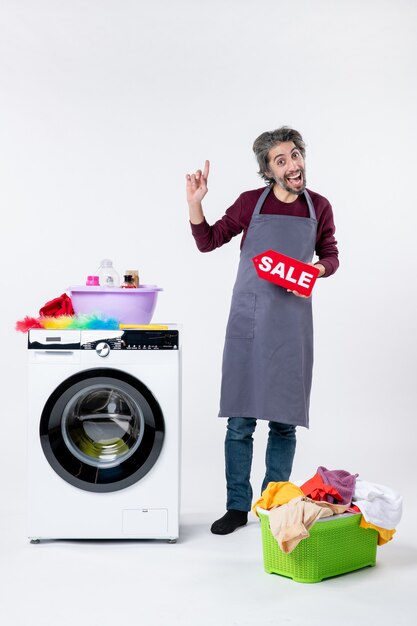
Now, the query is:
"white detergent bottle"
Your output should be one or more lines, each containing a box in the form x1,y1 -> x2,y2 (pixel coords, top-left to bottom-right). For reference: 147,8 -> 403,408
97,259 -> 120,287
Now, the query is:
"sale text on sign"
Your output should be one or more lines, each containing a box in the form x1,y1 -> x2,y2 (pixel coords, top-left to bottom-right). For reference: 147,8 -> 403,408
252,250 -> 320,297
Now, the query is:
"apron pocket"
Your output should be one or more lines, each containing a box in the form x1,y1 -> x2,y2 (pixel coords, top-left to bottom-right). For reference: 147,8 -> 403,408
226,292 -> 256,339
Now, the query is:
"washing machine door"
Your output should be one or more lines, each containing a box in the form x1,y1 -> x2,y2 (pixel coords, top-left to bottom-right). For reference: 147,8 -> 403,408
40,368 -> 165,492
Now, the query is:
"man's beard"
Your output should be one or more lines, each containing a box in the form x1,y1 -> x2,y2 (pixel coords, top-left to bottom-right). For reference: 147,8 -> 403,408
274,168 -> 306,195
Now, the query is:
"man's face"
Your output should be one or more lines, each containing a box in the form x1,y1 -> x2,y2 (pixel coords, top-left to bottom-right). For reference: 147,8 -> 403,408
266,141 -> 306,195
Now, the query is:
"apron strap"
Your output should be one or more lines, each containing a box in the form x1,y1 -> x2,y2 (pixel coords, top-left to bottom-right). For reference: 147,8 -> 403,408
252,185 -> 272,216
252,186 -> 317,220
304,190 -> 317,221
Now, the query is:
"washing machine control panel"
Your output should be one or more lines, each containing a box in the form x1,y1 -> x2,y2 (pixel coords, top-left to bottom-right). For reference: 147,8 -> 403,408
28,329 -> 180,351
81,330 -> 179,351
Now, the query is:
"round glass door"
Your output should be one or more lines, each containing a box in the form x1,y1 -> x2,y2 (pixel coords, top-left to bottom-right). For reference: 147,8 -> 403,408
40,369 -> 165,492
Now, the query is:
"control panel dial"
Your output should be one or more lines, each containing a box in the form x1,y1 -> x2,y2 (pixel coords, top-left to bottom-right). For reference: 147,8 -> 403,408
96,342 -> 111,357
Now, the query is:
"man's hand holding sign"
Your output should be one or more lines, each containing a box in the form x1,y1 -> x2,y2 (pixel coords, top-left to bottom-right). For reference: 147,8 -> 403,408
252,250 -> 322,297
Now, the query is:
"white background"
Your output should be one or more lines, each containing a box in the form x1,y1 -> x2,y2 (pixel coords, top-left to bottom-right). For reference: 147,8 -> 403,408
0,1 -> 416,622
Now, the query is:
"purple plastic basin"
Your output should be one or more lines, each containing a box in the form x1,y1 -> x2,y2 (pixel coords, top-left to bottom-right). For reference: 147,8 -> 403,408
69,285 -> 162,324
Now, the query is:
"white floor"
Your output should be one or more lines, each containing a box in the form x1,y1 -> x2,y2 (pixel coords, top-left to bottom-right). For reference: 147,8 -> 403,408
1,499 -> 416,626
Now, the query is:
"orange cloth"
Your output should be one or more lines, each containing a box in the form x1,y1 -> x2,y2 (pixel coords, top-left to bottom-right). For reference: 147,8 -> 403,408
359,517 -> 396,545
252,482 -> 304,514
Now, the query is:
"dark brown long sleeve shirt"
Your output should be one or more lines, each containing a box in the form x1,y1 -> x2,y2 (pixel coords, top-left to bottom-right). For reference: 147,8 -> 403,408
190,186 -> 339,277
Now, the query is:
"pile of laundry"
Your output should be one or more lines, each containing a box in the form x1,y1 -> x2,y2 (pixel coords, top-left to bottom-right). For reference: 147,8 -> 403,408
252,467 -> 403,554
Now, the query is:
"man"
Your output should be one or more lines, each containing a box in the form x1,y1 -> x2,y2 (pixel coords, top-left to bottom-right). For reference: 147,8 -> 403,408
186,127 -> 338,535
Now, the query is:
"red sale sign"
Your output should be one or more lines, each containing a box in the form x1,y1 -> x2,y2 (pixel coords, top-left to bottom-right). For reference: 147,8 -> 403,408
252,250 -> 320,297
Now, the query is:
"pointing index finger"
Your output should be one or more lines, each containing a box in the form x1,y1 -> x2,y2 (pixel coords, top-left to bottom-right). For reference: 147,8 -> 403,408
203,159 -> 210,180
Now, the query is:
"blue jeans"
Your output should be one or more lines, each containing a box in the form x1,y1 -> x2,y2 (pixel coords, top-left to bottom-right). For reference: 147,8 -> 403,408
225,417 -> 297,511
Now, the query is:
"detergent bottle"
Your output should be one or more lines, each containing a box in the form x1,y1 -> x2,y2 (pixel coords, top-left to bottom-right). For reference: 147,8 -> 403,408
97,259 -> 120,287
121,274 -> 137,288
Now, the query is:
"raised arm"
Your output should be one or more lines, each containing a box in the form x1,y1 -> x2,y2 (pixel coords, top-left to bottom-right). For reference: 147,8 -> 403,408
186,160 -> 210,225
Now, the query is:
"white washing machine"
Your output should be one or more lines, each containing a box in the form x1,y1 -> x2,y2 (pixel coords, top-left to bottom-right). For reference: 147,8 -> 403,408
27,326 -> 181,542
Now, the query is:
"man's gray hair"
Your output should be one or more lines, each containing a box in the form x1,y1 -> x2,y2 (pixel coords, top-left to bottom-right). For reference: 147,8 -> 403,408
253,127 -> 306,184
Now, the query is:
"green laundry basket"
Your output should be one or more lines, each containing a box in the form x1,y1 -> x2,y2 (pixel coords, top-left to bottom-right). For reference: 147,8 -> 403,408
258,509 -> 378,583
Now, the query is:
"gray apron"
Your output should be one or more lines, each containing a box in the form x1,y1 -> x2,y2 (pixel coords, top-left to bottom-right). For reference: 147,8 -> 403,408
219,186 -> 318,427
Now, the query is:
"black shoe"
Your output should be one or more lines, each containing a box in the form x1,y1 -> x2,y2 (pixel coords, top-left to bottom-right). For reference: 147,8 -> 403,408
210,510 -> 248,535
